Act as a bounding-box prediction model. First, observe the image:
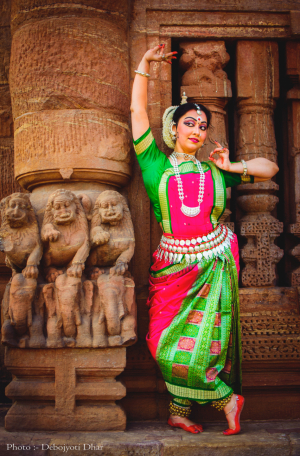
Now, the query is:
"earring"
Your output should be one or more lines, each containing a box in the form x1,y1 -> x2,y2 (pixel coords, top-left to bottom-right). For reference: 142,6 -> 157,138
169,121 -> 176,141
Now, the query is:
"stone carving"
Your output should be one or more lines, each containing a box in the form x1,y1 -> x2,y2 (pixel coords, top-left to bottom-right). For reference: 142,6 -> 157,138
241,316 -> 300,336
236,41 -> 283,287
241,314 -> 300,360
41,189 -> 90,282
87,190 -> 135,276
242,338 -> 300,360
0,193 -> 43,347
93,274 -> 136,347
0,189 -> 137,349
87,190 -> 136,347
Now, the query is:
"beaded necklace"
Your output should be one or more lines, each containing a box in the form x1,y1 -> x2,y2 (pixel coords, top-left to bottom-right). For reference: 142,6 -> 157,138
170,151 -> 205,217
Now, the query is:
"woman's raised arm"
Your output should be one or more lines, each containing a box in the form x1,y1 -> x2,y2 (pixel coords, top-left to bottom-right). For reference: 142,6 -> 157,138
131,45 -> 176,141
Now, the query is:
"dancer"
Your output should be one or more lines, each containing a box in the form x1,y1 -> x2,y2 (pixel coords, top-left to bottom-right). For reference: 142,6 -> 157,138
131,44 -> 279,435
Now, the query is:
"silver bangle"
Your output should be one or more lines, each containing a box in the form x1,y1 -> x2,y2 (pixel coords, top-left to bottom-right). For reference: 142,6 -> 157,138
134,70 -> 150,78
241,159 -> 247,176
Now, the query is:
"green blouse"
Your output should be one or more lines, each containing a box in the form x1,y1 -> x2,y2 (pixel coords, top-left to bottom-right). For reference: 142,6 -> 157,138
133,128 -> 253,223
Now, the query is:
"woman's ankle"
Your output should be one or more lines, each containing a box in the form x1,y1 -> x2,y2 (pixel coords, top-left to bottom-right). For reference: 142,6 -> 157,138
224,394 -> 237,415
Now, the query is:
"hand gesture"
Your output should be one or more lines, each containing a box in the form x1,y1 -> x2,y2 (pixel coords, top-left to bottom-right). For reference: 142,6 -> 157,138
144,45 -> 177,65
209,141 -> 231,171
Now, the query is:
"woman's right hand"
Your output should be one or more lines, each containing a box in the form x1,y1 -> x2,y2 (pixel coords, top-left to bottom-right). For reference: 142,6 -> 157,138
144,45 -> 177,65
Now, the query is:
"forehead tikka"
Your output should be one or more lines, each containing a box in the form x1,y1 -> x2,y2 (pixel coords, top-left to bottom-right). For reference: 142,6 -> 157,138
194,103 -> 202,123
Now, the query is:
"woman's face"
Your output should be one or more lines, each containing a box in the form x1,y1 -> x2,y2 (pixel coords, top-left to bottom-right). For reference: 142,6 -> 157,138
173,109 -> 208,155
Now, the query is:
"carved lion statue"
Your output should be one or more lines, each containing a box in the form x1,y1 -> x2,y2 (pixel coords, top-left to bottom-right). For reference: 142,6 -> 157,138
87,190 -> 135,277
41,189 -> 90,283
0,193 -> 42,278
0,193 -> 43,347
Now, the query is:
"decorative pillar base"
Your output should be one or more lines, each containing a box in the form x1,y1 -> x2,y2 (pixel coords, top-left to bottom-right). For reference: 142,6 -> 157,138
4,347 -> 126,432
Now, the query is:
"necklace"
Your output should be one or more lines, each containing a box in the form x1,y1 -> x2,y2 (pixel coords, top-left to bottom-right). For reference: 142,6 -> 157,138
170,152 -> 205,217
171,151 -> 197,161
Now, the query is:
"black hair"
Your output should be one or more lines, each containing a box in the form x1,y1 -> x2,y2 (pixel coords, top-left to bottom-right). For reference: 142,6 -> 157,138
173,102 -> 212,128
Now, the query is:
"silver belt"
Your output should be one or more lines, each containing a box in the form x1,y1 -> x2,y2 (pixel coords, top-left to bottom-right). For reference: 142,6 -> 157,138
156,224 -> 234,265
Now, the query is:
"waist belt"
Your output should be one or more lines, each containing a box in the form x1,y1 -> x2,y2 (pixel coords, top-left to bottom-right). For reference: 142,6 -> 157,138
156,224 -> 234,265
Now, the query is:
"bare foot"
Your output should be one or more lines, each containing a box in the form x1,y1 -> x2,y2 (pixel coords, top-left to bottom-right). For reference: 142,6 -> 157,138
224,394 -> 237,429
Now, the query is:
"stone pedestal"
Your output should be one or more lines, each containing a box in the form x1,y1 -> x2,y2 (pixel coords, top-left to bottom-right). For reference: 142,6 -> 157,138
4,347 -> 126,431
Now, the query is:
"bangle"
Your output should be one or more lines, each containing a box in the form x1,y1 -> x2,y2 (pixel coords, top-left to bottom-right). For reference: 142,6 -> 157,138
241,159 -> 247,176
134,70 -> 150,78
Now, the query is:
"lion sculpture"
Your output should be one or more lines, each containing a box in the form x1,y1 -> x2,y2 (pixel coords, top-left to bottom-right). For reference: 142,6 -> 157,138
41,189 -> 91,345
41,189 -> 90,282
87,190 -> 136,347
0,193 -> 43,346
87,190 -> 135,276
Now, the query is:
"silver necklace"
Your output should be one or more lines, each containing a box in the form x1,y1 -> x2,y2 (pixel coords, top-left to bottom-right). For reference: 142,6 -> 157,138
170,152 -> 205,217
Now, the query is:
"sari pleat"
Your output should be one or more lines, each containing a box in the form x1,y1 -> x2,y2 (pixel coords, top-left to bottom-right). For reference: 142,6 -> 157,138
147,247 -> 241,404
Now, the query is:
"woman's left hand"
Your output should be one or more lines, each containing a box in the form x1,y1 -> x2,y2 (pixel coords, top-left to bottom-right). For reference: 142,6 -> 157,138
208,141 -> 231,171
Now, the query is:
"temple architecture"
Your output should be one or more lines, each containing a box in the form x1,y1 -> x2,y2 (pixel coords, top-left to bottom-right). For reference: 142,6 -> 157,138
0,0 -> 299,431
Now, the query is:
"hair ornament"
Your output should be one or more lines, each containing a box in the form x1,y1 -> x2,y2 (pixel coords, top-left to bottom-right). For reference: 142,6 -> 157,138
181,92 -> 188,104
162,92 -> 189,148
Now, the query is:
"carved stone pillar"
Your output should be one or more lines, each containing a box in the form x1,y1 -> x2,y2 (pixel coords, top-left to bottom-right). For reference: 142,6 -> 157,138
179,41 -> 233,228
236,41 -> 283,287
9,0 -> 131,194
1,0 -> 136,432
287,42 -> 300,287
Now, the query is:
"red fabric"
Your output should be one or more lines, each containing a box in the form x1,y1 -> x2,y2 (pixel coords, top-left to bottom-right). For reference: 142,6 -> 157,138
166,169 -> 214,236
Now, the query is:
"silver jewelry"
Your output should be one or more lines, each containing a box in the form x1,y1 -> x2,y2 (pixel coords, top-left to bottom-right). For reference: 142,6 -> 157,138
194,103 -> 203,123
170,152 -> 205,217
161,54 -> 166,60
241,159 -> 247,176
134,70 -> 150,78
225,396 -> 237,416
172,151 -> 196,161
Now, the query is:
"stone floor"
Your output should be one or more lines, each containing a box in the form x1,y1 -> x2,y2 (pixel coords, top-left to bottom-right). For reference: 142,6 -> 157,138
0,407 -> 299,456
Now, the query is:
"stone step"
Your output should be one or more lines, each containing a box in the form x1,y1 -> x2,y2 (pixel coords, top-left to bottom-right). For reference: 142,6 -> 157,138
0,408 -> 299,456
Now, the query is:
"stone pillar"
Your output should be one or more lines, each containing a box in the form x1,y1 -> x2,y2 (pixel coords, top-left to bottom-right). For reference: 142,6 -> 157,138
179,41 -> 233,227
9,0 -> 131,198
286,42 -> 300,287
1,0 -> 136,432
235,41 -> 283,287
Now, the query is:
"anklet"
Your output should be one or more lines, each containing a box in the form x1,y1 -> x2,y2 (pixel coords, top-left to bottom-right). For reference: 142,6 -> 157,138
225,395 -> 237,415
169,401 -> 191,417
211,393 -> 233,412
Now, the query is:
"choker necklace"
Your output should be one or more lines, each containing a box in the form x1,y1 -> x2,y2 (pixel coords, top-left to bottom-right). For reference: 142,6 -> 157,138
170,152 -> 205,217
172,151 -> 196,161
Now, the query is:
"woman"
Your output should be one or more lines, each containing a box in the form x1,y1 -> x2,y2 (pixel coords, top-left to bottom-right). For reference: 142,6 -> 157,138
131,44 -> 279,435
